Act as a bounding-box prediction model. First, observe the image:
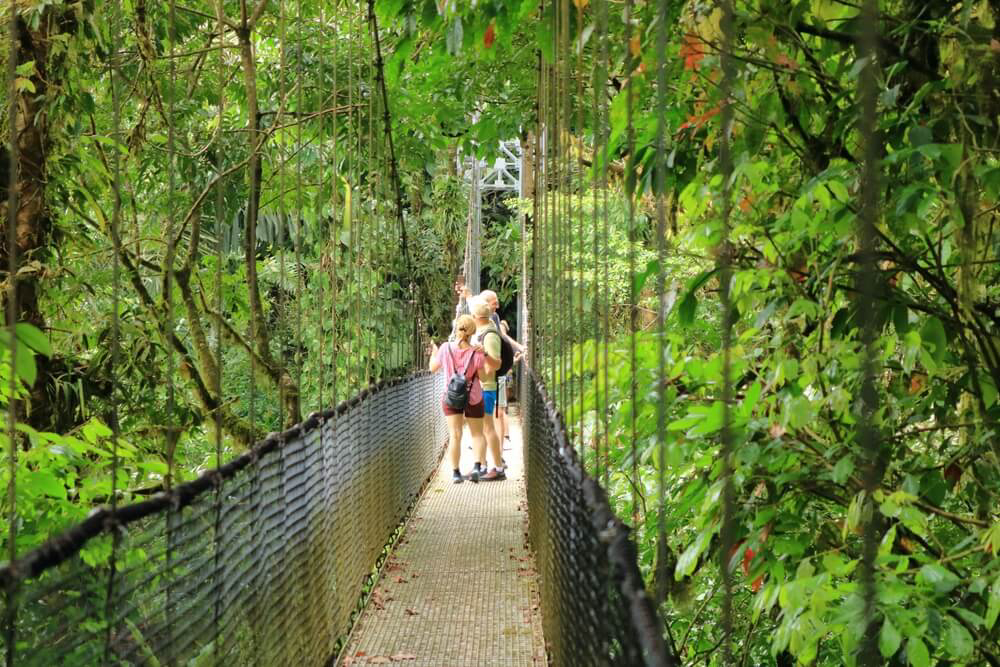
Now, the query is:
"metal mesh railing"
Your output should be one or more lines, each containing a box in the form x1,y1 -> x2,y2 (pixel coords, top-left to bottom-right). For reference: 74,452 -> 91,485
521,367 -> 677,667
0,371 -> 445,666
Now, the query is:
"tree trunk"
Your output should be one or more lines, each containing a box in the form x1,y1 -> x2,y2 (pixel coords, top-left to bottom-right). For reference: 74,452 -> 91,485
2,15 -> 51,330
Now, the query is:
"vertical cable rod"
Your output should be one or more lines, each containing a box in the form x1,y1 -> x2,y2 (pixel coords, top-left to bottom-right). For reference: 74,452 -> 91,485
330,5 -> 340,405
164,4 -> 180,663
623,0 -> 639,524
654,0 -> 670,615
294,0 -> 304,412
590,0 -> 603,480
598,0 -> 610,489
558,0 -> 569,420
211,0 -> 227,660
103,1 -> 124,658
574,0 -> 585,458
278,0 -> 288,428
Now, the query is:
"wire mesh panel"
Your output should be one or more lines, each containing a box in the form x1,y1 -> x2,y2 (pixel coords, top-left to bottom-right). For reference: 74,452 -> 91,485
0,371 -> 444,666
521,367 -> 675,667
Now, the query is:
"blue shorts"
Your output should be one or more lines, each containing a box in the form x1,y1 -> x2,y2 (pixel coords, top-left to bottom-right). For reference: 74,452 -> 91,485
482,390 -> 498,415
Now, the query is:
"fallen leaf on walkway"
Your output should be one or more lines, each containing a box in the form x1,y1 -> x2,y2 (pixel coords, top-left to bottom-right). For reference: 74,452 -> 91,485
393,576 -> 407,583
368,657 -> 391,664
390,653 -> 417,661
404,608 -> 419,616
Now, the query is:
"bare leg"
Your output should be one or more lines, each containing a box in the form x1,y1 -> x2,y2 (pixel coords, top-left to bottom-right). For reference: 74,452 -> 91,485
483,413 -> 502,470
446,413 -> 464,469
497,407 -> 508,445
467,417 -> 486,468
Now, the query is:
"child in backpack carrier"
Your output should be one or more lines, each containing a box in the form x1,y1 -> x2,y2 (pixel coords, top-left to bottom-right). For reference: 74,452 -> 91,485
428,315 -> 495,483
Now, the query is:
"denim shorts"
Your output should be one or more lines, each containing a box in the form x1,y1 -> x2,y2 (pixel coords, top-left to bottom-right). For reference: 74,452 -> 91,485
482,389 -> 498,415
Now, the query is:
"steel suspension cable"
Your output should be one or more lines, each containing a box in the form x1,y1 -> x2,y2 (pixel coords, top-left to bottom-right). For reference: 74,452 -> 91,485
165,3 -> 180,660
211,0 -> 227,660
560,0 -> 567,409
348,1 -> 359,392
589,0 -> 604,481
295,0 -> 304,411
165,0 -> 179,490
4,0 -> 19,662
330,5 -> 340,406
102,2 -> 125,660
598,0 -> 610,489
368,0 -> 423,360
574,0 -> 585,458
560,0 -> 570,429
278,0 -> 289,428
243,0 -> 259,471
366,7 -> 376,383
654,0 -> 670,622
623,0 -> 639,524
318,2 -> 327,412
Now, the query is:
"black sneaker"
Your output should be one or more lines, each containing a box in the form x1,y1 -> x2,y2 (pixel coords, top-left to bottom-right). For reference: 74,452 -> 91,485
452,471 -> 464,484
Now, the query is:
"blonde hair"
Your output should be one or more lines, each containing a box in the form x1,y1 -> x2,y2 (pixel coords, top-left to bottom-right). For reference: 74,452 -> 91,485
454,315 -> 476,343
469,298 -> 492,320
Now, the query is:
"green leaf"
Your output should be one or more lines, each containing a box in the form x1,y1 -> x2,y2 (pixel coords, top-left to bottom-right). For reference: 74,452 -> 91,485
892,304 -> 910,335
919,563 -> 960,594
880,617 -> 902,658
25,470 -> 66,499
919,317 -> 947,365
985,575 -> 1000,630
15,60 -> 36,77
675,268 -> 717,326
906,636 -> 930,667
944,617 -> 974,658
677,291 -> 697,326
832,455 -> 854,485
15,323 -> 51,357
15,343 -> 37,387
675,526 -> 713,580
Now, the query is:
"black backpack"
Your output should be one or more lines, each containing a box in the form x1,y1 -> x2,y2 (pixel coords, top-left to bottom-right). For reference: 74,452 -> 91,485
444,344 -> 477,411
483,329 -> 515,377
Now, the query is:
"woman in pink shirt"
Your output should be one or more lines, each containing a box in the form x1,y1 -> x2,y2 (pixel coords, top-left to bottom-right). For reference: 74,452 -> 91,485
429,315 -> 488,483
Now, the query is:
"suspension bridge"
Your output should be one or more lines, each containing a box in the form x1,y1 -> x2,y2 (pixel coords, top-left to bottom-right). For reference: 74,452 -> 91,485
4,0 -> 998,664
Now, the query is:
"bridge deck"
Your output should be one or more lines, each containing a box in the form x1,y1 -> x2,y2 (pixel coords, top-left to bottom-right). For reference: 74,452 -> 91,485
343,415 -> 547,666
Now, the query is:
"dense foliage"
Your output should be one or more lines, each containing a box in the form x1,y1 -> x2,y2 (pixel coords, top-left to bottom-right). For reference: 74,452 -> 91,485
380,0 -> 1000,664
4,0 -> 1000,665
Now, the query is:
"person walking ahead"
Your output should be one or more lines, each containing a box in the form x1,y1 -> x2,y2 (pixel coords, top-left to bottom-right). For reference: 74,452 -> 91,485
469,298 -> 506,481
429,315 -> 496,483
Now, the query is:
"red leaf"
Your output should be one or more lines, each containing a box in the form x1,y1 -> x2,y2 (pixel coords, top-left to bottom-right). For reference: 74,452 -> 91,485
679,34 -> 705,71
775,52 -> 799,70
742,546 -> 756,576
751,575 -> 764,593
944,462 -> 962,486
484,23 -> 496,48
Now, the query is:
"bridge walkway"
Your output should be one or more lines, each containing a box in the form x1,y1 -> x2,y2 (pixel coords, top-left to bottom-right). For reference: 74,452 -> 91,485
343,415 -> 547,666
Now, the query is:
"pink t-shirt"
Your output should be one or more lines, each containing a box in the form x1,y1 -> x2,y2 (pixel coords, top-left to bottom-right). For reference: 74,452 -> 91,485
437,343 -> 485,405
